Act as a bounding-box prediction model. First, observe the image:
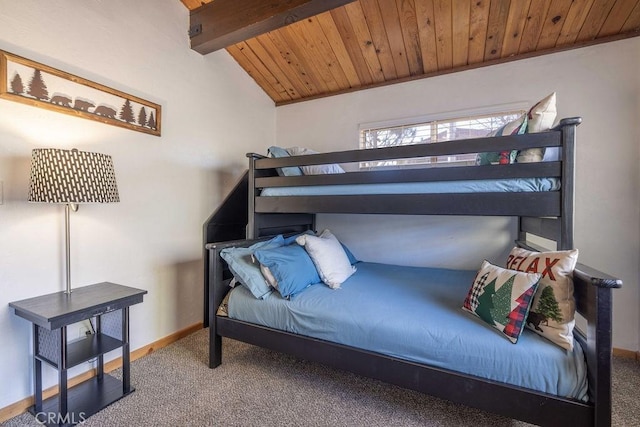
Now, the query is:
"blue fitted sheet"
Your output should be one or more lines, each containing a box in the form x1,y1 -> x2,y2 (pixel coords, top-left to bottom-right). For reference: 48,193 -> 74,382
260,177 -> 560,196
227,262 -> 588,400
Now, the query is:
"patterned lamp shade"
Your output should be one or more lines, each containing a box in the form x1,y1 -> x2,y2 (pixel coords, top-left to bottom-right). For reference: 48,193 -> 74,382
28,148 -> 119,203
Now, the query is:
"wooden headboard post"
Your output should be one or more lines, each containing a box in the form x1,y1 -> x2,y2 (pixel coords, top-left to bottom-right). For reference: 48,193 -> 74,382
247,153 -> 260,239
522,236 -> 622,426
517,117 -> 581,248
559,117 -> 581,250
205,236 -> 276,367
573,264 -> 622,427
207,244 -> 223,368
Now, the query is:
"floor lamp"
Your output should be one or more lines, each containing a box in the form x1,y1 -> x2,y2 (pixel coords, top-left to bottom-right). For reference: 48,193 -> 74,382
28,148 -> 120,294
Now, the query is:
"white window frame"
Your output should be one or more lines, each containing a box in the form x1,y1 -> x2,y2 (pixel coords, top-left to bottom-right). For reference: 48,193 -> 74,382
358,102 -> 528,170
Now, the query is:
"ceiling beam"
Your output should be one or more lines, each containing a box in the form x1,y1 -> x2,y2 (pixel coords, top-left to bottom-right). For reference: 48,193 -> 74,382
189,0 -> 357,55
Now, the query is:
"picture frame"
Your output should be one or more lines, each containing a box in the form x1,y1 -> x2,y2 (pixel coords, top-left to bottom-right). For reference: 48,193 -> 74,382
0,49 -> 161,136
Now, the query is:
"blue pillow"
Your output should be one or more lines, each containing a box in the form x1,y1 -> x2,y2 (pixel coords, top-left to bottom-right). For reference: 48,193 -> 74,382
341,242 -> 359,265
268,146 -> 303,177
220,235 -> 285,299
254,244 -> 321,299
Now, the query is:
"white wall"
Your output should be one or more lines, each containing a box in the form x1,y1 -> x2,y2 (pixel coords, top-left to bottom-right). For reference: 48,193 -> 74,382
276,38 -> 640,352
0,0 -> 274,409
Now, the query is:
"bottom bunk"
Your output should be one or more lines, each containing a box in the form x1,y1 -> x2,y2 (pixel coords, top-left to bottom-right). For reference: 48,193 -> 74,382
205,237 -> 621,427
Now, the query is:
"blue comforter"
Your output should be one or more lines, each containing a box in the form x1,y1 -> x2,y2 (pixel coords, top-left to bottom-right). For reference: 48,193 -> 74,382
227,262 -> 588,400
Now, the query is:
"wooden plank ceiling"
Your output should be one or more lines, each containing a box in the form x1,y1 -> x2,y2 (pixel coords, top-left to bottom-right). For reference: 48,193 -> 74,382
182,0 -> 640,106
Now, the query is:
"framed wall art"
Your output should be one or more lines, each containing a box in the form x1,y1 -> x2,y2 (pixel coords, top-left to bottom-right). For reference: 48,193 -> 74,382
0,49 -> 161,136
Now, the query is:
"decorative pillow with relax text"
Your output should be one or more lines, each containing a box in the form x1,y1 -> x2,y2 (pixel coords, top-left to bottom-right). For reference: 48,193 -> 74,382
463,260 -> 541,343
506,247 -> 578,350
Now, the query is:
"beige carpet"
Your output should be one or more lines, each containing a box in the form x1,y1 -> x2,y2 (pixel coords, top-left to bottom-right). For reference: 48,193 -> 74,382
4,328 -> 639,426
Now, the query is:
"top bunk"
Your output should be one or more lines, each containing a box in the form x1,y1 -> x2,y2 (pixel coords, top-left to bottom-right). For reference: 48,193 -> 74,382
246,117 -> 581,244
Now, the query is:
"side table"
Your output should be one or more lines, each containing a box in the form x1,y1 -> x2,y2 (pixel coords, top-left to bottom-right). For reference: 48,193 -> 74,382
9,282 -> 147,426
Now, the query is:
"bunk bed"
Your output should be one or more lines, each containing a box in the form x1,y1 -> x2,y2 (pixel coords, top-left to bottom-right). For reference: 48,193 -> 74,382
202,117 -> 622,426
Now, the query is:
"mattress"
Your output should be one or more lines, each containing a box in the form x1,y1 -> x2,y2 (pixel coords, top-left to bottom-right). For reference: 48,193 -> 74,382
226,262 -> 588,401
260,177 -> 560,196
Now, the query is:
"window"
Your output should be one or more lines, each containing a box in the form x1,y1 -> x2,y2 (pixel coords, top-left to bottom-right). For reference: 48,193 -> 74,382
359,110 -> 525,169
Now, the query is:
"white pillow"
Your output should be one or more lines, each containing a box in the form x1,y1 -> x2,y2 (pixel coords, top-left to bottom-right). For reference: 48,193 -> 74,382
286,146 -> 345,175
296,229 -> 356,288
527,92 -> 557,133
517,92 -> 557,163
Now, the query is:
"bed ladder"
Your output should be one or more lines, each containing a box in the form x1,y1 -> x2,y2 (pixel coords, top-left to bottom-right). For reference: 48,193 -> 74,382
203,170 -> 249,326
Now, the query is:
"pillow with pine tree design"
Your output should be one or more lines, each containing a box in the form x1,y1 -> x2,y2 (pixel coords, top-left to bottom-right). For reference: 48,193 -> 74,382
463,261 -> 541,343
506,247 -> 579,350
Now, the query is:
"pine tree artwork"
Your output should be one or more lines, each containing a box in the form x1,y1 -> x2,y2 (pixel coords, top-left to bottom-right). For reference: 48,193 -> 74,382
27,69 -> 49,101
463,271 -> 489,312
138,106 -> 147,127
2,50 -> 161,135
10,73 -> 24,94
503,285 -> 537,339
119,99 -> 135,123
536,286 -> 563,323
147,111 -> 156,130
474,278 -> 496,325
490,274 -> 516,327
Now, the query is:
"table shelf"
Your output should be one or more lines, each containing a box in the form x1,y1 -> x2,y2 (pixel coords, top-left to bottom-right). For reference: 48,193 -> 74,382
36,334 -> 124,369
28,374 -> 133,427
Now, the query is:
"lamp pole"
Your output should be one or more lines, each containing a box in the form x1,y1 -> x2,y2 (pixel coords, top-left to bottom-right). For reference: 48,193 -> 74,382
64,203 -> 71,294
64,203 -> 78,295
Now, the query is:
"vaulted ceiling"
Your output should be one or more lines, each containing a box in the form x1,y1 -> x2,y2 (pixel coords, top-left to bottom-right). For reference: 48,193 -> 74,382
181,0 -> 640,106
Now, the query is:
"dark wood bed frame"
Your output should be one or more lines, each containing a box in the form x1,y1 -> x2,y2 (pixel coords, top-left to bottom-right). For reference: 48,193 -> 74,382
203,117 -> 622,426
